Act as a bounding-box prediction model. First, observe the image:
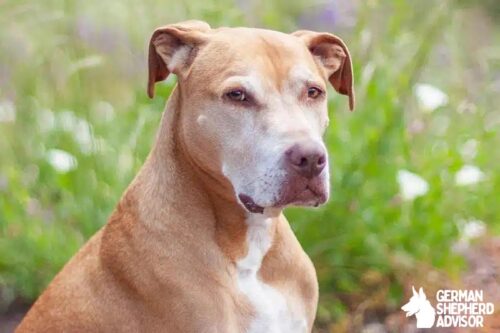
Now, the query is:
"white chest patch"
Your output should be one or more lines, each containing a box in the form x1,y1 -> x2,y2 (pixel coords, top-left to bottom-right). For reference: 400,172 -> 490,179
237,215 -> 307,333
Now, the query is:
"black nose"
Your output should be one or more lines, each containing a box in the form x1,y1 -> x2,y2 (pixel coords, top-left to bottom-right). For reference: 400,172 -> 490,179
285,142 -> 327,179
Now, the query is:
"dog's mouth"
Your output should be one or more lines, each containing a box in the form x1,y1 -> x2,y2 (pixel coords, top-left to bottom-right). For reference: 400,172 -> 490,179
283,185 -> 324,207
238,183 -> 327,214
238,194 -> 265,214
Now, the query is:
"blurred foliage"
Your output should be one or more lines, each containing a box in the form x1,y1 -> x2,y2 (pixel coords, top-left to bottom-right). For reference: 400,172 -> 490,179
457,0 -> 500,20
0,0 -> 499,328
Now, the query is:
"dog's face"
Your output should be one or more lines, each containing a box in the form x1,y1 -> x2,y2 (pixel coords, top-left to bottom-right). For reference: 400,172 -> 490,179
148,21 -> 354,213
401,287 -> 430,317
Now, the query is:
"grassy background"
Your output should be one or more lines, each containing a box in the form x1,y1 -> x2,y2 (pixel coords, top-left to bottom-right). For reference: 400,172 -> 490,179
0,0 -> 499,330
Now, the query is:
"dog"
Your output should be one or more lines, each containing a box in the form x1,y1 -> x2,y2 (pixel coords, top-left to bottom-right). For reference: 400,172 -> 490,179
16,20 -> 354,332
401,286 -> 436,328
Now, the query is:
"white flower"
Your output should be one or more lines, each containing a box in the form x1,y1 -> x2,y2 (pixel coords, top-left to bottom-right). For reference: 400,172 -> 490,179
453,219 -> 487,253
462,219 -> 486,240
57,111 -> 94,154
397,170 -> 429,201
73,119 -> 93,154
460,139 -> 478,160
455,165 -> 485,186
415,83 -> 448,112
69,55 -> 103,74
46,149 -> 78,173
0,100 -> 16,122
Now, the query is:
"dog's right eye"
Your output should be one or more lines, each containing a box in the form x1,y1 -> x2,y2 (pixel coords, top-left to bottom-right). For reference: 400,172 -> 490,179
225,89 -> 248,102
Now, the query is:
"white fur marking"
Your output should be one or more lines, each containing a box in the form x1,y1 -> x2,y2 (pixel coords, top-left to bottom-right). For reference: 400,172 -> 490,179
167,45 -> 191,73
237,215 -> 307,333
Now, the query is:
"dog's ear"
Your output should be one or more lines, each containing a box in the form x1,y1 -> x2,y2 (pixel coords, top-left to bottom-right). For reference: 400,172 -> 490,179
292,30 -> 355,111
412,286 -> 418,297
419,287 -> 426,300
148,20 -> 211,98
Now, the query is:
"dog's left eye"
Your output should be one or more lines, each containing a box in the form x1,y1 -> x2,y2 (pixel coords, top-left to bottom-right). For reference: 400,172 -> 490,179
307,87 -> 323,99
226,89 -> 248,102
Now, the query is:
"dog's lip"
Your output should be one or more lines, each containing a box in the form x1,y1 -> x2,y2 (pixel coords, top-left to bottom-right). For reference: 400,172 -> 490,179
275,183 -> 326,207
282,186 -> 321,207
238,194 -> 264,214
238,184 -> 326,214
305,186 -> 322,207
305,185 -> 319,198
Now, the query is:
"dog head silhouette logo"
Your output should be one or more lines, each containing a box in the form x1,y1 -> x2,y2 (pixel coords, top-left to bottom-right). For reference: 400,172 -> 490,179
401,286 -> 436,328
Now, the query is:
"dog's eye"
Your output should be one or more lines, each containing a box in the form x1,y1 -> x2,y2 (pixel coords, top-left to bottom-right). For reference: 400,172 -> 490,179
307,87 -> 323,99
226,89 -> 247,102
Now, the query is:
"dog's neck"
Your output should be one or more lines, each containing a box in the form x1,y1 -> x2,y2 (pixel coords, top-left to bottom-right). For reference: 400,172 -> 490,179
123,87 -> 279,262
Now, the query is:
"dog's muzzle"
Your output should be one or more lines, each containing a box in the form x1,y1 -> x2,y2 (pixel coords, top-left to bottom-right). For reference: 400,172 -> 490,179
238,140 -> 329,214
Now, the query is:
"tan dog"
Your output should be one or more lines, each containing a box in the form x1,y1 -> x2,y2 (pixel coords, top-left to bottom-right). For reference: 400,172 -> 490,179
17,20 -> 354,333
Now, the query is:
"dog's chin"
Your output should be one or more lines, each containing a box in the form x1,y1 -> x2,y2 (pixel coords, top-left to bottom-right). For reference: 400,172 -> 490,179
238,178 -> 329,214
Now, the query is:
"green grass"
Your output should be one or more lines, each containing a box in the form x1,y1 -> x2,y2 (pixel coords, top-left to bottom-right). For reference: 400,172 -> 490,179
1,0 -> 499,326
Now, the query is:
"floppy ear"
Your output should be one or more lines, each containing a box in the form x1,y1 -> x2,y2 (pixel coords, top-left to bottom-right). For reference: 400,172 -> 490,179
292,30 -> 355,111
147,20 -> 211,98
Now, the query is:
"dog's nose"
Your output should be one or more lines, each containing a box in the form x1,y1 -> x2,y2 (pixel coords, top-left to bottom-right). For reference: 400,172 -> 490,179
285,142 -> 327,179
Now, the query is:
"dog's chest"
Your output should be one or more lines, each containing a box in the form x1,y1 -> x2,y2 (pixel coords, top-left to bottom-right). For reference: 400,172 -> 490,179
236,215 -> 307,333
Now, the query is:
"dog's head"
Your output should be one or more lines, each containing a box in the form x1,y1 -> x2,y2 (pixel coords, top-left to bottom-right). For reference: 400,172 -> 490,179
148,20 -> 354,214
401,286 -> 429,317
